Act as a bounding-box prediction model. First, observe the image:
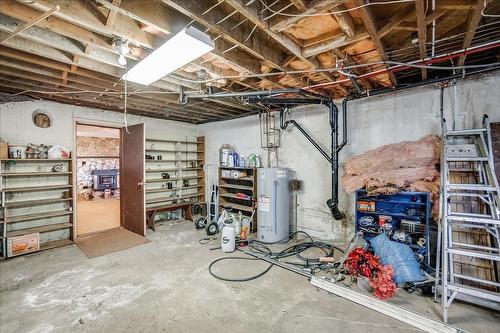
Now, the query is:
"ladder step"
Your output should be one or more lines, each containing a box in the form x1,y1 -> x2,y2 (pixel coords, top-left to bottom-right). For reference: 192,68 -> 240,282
446,129 -> 487,136
453,273 -> 500,288
451,242 -> 499,252
447,215 -> 500,225
446,184 -> 498,191
447,248 -> 500,261
447,283 -> 500,303
446,157 -> 488,162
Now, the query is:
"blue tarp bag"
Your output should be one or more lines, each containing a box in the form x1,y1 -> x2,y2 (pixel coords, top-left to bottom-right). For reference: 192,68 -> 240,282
370,233 -> 425,284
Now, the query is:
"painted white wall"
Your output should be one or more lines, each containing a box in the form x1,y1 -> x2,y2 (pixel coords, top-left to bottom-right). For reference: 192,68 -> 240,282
199,72 -> 500,242
0,100 -> 197,146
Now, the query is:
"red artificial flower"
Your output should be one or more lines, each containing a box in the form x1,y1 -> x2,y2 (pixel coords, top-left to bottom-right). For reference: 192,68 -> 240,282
344,247 -> 397,300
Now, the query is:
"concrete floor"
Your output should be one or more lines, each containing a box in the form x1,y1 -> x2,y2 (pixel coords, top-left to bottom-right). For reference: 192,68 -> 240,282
0,221 -> 498,333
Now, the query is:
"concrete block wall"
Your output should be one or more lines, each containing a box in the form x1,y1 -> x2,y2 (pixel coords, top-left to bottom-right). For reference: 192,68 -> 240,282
199,72 -> 500,242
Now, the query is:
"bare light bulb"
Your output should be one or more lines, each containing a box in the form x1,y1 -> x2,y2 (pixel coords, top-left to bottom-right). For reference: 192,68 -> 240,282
118,55 -> 127,66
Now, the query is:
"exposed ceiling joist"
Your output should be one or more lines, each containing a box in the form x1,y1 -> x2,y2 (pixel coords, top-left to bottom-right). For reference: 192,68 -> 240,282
415,0 -> 428,80
377,4 -> 414,39
353,0 -> 397,86
224,0 -> 339,91
303,32 -> 369,58
270,0 -> 346,33
21,0 -> 155,49
290,0 -> 307,12
458,0 -> 487,66
158,0 -> 302,87
330,5 -> 356,38
105,0 -> 122,27
0,1 -> 198,90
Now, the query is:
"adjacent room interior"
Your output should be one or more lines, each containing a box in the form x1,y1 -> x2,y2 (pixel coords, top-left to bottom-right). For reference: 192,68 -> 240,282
76,124 -> 121,236
0,1 -> 499,333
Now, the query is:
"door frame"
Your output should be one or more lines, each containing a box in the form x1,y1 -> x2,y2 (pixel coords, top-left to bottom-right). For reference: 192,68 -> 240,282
73,119 -> 125,239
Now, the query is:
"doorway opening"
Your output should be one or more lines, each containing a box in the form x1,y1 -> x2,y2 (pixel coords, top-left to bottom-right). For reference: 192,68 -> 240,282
76,124 -> 121,236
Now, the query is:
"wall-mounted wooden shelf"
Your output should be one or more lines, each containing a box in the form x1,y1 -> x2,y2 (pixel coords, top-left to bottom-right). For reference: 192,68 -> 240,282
6,222 -> 73,238
1,159 -> 71,162
1,158 -> 75,258
144,137 -> 205,226
2,184 -> 73,192
2,209 -> 73,223
2,172 -> 72,177
5,198 -> 73,208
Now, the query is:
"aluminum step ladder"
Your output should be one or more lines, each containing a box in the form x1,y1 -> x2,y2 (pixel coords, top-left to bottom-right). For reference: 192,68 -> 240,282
437,115 -> 500,322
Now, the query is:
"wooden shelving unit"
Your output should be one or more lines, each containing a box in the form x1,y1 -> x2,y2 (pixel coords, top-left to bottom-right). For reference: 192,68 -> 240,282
218,166 -> 257,232
144,136 -> 205,210
0,158 -> 75,258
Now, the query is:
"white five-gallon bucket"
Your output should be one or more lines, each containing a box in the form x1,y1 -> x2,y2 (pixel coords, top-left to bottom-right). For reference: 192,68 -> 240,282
221,224 -> 236,253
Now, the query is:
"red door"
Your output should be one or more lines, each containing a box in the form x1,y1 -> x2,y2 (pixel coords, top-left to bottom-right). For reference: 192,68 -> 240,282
120,123 -> 146,236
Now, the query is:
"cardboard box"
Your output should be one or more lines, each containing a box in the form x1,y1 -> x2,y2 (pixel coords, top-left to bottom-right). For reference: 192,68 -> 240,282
7,233 -> 40,257
0,141 -> 8,159
357,201 -> 376,212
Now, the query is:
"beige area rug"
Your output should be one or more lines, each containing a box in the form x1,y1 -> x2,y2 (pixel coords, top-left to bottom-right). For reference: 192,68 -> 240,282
76,227 -> 150,258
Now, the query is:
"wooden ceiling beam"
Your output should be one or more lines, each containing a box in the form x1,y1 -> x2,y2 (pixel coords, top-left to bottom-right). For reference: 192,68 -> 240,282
0,67 -> 216,119
105,0 -> 122,27
425,9 -> 448,25
16,1 -> 272,97
95,0 -> 185,36
20,0 -> 155,49
330,6 -> 356,38
0,32 -> 186,92
270,0 -> 347,33
303,32 -> 369,58
158,0 -> 292,87
0,52 -> 187,110
2,1 -> 112,52
0,51 -> 242,118
290,0 -> 307,12
0,85 -> 192,121
353,0 -> 397,86
377,4 -> 415,39
0,3 -> 197,90
0,78 -> 183,120
415,0 -> 428,80
224,0 -> 338,91
437,0 -> 478,10
458,0 -> 486,66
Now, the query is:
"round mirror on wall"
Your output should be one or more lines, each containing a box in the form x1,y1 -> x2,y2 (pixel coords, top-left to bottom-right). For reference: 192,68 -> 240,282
32,110 -> 52,128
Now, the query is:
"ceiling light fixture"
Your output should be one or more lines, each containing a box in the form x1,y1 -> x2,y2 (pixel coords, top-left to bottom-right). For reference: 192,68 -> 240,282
113,38 -> 130,66
123,27 -> 215,86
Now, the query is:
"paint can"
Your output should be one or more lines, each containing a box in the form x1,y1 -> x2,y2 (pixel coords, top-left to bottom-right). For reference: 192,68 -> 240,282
8,145 -> 26,159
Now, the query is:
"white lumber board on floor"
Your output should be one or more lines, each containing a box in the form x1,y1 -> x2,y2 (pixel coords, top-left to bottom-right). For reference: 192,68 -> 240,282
310,276 -> 466,333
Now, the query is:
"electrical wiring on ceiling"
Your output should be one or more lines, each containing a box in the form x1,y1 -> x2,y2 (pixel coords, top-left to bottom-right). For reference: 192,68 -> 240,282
5,55 -> 498,101
259,0 -> 416,17
482,0 -> 500,18
123,61 -> 130,134
169,55 -> 500,85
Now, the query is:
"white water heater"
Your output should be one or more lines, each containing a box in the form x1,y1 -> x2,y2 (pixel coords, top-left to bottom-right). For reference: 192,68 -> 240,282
257,168 -> 292,243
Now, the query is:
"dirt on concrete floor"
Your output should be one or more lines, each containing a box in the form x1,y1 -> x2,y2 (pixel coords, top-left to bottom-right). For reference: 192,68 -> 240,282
0,220 -> 498,333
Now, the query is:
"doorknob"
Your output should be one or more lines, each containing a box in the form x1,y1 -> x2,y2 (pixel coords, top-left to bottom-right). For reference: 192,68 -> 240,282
138,181 -> 144,186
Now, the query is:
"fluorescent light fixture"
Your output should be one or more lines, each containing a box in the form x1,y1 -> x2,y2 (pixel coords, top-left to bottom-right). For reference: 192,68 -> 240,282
123,27 -> 214,86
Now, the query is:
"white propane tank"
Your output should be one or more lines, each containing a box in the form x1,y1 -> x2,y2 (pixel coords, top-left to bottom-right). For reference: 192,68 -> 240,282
221,224 -> 236,253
